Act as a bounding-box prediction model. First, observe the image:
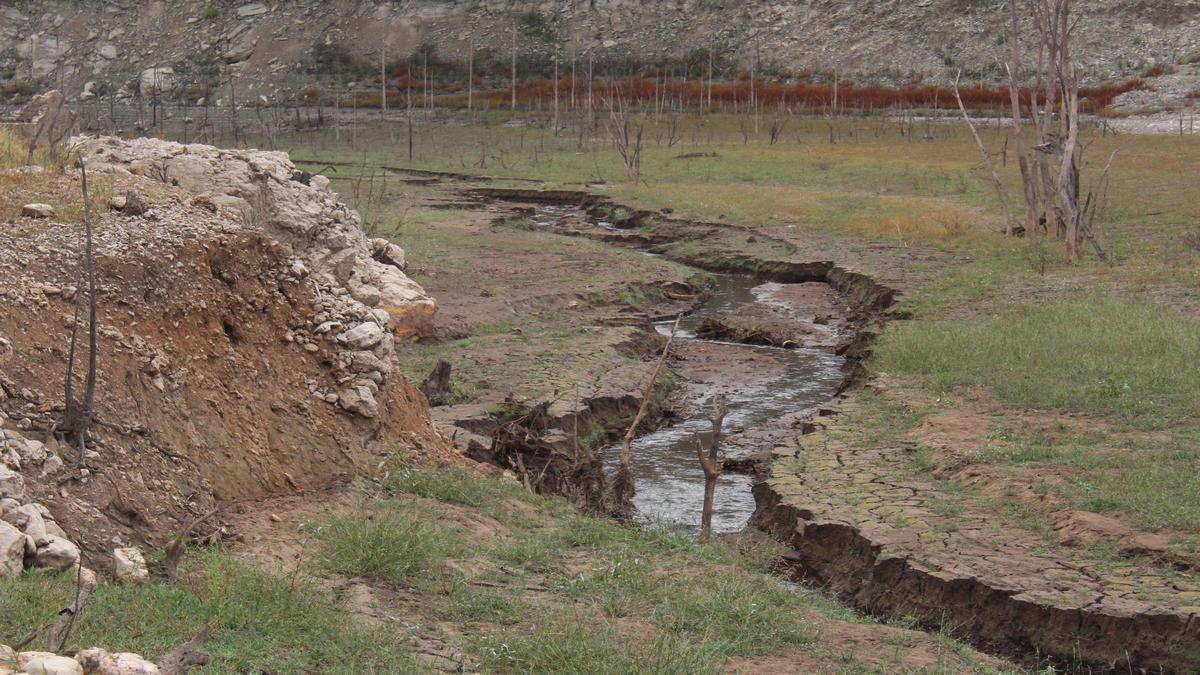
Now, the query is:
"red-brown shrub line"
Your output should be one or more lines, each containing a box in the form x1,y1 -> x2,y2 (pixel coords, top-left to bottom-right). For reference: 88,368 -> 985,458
315,76 -> 1150,113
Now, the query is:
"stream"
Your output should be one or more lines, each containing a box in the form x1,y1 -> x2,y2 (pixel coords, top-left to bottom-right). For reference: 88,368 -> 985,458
529,204 -> 848,535
619,274 -> 846,535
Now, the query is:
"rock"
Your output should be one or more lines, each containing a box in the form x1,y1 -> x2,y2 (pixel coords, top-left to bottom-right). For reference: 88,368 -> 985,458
21,204 -> 55,219
108,195 -> 127,211
139,67 -> 175,94
120,191 -> 149,216
0,466 -> 23,501
223,29 -> 257,63
17,652 -> 83,675
338,385 -> 379,418
112,547 -> 149,584
75,648 -> 161,675
80,81 -> 98,99
338,322 -> 384,350
0,644 -> 14,673
98,44 -> 117,59
237,2 -> 268,17
3,504 -> 47,541
35,535 -> 80,572
0,520 -> 24,578
370,238 -> 407,271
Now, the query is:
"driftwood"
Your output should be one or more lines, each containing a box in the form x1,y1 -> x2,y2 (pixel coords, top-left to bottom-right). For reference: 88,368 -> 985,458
46,559 -> 96,653
696,394 -> 727,544
611,316 -> 681,517
160,508 -> 220,582
158,625 -> 212,674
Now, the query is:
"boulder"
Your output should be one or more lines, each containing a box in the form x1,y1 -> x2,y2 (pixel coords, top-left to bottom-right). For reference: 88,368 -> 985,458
338,385 -> 379,418
75,649 -> 160,675
0,466 -> 23,501
0,521 -> 24,578
237,2 -> 268,17
112,547 -> 149,584
18,652 -> 83,675
35,536 -> 80,571
339,322 -> 384,350
21,204 -> 55,219
3,504 -> 47,541
138,67 -> 175,94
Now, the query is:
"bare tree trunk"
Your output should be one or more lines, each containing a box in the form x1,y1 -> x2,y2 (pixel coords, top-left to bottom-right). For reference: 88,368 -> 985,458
553,52 -> 559,134
696,394 -> 727,544
467,37 -> 474,113
953,71 -> 1014,234
511,19 -> 518,113
1006,0 -> 1039,235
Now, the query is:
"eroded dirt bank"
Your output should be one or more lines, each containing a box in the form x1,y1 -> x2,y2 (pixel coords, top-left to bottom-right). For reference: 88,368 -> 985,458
0,138 -> 456,567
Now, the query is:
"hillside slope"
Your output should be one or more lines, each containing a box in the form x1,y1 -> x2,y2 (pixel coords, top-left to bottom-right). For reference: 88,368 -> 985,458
1,0 -> 1197,106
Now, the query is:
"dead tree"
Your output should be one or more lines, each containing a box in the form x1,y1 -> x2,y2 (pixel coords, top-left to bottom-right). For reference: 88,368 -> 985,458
695,394 -> 727,544
612,317 -> 680,517
953,70 -> 1015,234
605,91 -> 645,184
1005,0 -> 1040,234
58,159 -> 99,465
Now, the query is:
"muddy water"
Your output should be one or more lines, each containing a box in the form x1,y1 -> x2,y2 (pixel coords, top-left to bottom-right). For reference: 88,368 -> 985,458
622,275 -> 846,535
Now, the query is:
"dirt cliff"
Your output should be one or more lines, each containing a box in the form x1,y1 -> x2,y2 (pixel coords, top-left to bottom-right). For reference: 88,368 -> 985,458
0,135 -> 456,567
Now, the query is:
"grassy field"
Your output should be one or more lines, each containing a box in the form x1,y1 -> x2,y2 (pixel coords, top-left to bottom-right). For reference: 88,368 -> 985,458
1,466 -> 1009,672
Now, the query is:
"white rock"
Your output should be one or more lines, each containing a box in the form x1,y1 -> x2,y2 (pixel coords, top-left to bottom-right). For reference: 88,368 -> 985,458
338,322 -> 384,350
3,504 -> 47,541
98,44 -> 117,59
75,648 -> 161,675
0,466 -> 23,501
35,535 -> 80,572
0,521 -> 24,578
112,547 -> 149,584
21,204 -> 55,218
18,652 -> 83,675
237,2 -> 268,17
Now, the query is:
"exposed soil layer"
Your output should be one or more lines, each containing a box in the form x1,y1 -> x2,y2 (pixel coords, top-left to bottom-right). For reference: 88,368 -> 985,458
0,168 -> 454,567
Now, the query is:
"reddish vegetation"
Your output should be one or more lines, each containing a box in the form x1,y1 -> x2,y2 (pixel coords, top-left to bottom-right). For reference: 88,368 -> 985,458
323,75 -> 1149,114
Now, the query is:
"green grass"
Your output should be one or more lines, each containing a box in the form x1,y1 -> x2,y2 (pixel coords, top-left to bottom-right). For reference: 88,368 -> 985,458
313,504 -> 457,585
0,552 -> 420,673
477,618 -> 721,674
875,295 -> 1200,428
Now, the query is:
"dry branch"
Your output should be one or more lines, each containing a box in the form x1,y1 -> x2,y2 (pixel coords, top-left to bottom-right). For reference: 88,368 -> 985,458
696,393 -> 727,544
611,316 -> 680,516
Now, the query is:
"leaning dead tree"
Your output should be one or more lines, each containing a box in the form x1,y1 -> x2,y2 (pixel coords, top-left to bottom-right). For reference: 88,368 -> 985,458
695,393 -> 727,544
611,317 -> 680,517
57,158 -> 100,464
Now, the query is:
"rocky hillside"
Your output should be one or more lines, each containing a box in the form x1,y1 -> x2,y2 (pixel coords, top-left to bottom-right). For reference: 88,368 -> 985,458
2,0 -> 1198,106
0,130 -> 455,569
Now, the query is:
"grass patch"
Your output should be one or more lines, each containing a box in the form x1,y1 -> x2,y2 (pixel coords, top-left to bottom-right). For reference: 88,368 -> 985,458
312,504 -> 456,585
0,552 -> 420,672
477,618 -> 720,674
875,295 -> 1200,428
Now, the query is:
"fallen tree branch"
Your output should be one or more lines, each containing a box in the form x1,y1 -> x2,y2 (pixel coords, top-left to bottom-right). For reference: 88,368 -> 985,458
158,625 -> 212,674
161,508 -> 221,582
611,316 -> 681,516
47,558 -> 96,653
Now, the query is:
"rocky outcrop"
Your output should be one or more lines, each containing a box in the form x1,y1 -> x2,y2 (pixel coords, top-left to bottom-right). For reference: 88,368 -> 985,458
72,136 -> 436,341
0,0 -> 1197,107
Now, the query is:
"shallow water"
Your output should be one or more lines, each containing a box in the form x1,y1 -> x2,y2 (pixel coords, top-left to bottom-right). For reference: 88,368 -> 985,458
532,204 -> 846,535
625,274 -> 846,535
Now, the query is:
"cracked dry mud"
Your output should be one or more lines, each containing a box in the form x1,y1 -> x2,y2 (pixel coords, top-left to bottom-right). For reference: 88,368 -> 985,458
753,391 -> 1200,671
